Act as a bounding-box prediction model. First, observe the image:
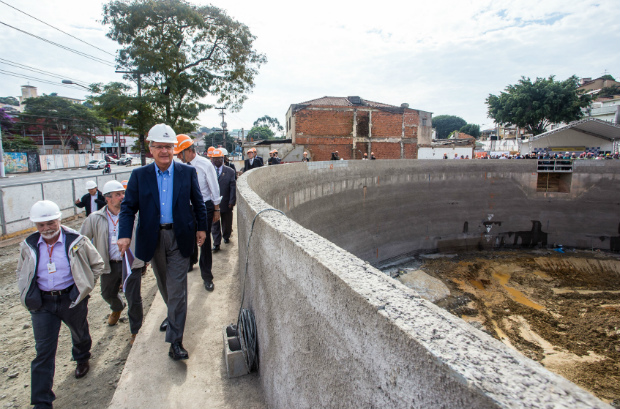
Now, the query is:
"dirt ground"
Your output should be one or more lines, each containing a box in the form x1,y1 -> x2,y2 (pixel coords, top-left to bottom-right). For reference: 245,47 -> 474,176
391,249 -> 620,405
0,217 -> 158,409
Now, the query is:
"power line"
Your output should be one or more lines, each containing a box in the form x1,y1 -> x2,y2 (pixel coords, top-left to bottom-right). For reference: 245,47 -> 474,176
0,0 -> 116,58
0,69 -> 89,91
0,58 -> 90,87
0,20 -> 115,67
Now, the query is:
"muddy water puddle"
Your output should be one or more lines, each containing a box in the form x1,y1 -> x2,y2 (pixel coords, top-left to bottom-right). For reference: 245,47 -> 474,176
383,250 -> 620,404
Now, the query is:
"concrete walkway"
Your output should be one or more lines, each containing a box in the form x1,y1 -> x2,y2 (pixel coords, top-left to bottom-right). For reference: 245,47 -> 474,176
109,211 -> 266,409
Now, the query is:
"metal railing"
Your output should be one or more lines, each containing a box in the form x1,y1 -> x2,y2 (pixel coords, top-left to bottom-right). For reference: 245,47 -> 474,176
537,159 -> 573,173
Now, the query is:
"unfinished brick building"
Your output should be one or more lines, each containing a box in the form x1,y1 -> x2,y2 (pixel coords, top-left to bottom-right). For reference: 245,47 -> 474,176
285,96 -> 432,161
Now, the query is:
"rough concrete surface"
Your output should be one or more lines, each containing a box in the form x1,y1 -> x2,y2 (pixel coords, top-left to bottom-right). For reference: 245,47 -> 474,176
236,161 -> 613,409
109,209 -> 265,409
397,269 -> 450,302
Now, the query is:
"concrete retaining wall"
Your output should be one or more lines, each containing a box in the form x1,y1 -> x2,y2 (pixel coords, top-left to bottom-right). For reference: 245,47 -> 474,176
0,171 -> 132,237
236,160 -> 613,409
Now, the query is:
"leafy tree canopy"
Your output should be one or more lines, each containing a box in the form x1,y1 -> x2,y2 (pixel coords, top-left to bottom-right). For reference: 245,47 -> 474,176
102,0 -> 267,130
21,95 -> 108,151
0,96 -> 19,106
459,123 -> 480,138
600,74 -> 616,81
486,75 -> 592,136
1,107 -> 14,134
433,115 -> 466,139
247,125 -> 273,140
253,115 -> 283,136
598,85 -> 620,99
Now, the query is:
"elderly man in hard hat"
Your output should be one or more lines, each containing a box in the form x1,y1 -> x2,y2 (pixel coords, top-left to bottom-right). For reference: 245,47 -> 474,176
74,180 -> 105,216
174,134 -> 221,291
210,148 -> 236,252
118,124 -> 208,361
241,147 -> 263,174
80,180 -> 145,345
17,200 -> 104,408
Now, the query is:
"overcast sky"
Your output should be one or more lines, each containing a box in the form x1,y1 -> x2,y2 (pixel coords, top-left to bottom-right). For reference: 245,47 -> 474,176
1,0 -> 618,133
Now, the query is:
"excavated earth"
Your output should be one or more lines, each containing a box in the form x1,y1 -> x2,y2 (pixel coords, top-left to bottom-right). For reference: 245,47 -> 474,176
385,249 -> 620,405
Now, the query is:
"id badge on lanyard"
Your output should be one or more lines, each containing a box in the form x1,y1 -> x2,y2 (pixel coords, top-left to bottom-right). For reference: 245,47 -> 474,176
111,231 -> 118,245
47,262 -> 56,273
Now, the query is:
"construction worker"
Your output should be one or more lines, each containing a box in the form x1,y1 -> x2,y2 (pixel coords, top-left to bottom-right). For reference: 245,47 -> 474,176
302,151 -> 310,162
210,148 -> 236,251
74,180 -> 105,216
118,124 -> 208,360
18,200 -> 104,408
80,180 -> 145,345
242,147 -> 263,173
174,134 -> 221,291
206,146 -> 215,158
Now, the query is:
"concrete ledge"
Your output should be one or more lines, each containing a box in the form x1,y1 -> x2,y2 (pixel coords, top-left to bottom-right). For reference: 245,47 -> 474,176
237,161 -> 612,408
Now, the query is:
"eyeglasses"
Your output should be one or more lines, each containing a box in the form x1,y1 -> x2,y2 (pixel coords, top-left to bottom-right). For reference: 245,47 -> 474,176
151,145 -> 174,151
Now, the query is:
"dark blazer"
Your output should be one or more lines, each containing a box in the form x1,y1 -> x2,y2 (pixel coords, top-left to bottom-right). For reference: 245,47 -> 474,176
217,165 -> 236,213
243,156 -> 263,172
118,162 -> 208,262
75,191 -> 105,216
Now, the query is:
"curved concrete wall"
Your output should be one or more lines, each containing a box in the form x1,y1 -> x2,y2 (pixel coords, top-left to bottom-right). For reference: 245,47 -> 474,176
237,160 -> 614,409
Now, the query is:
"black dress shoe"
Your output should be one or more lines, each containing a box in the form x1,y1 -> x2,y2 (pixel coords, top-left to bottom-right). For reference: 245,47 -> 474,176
75,361 -> 89,379
204,281 -> 214,292
169,342 -> 189,360
223,238 -> 230,244
212,245 -> 220,253
160,318 -> 169,332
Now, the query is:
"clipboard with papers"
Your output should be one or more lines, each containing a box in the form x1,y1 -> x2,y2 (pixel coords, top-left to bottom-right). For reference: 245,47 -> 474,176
121,249 -> 135,293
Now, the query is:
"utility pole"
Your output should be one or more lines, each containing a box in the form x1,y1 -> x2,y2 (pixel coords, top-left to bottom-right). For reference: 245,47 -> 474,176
215,107 -> 227,152
116,70 -> 145,165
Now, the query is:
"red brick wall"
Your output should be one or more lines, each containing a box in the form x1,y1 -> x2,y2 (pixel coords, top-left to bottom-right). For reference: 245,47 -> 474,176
296,109 -> 353,137
371,111 -> 402,137
403,111 -> 419,139
370,142 -> 401,159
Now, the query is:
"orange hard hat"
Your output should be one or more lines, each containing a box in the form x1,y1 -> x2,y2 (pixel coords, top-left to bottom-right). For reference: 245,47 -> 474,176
121,180 -> 129,189
248,148 -> 257,153
212,148 -> 224,158
173,134 -> 193,154
207,146 -> 215,157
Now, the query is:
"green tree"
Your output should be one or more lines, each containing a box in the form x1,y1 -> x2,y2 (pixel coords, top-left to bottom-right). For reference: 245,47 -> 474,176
459,123 -> 480,138
247,125 -> 273,140
0,96 -> 19,106
88,82 -> 135,156
433,115 -> 466,139
600,74 -> 616,81
486,75 -> 593,136
253,115 -> 283,136
102,0 -> 267,129
21,95 -> 108,151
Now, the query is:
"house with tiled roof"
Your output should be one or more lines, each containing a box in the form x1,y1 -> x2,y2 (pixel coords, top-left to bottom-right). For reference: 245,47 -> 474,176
285,96 -> 432,161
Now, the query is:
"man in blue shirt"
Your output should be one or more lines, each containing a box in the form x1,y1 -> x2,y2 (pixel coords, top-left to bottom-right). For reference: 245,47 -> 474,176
118,124 -> 208,360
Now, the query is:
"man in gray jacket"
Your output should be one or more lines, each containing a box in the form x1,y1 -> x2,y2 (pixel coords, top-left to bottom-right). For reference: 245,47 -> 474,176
80,180 -> 145,345
17,200 -> 104,409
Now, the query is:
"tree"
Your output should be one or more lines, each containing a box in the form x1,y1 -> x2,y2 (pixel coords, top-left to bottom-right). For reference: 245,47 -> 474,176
0,96 -> 19,106
459,123 -> 480,138
433,115 -> 466,139
600,74 -> 616,81
88,82 -> 135,156
21,95 -> 108,151
486,75 -> 593,136
102,0 -> 267,130
253,115 -> 283,137
247,125 -> 273,140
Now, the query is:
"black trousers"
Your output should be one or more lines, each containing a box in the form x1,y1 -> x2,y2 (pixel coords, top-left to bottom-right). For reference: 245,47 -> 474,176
212,210 -> 233,246
100,261 -> 144,334
30,291 -> 91,409
199,200 -> 214,282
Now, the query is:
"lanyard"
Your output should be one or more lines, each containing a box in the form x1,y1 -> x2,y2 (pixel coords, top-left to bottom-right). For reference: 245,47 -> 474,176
47,242 -> 56,260
106,209 -> 119,234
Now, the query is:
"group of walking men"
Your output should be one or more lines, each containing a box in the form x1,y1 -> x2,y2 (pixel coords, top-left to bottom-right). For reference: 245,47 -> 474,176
17,123 -> 237,409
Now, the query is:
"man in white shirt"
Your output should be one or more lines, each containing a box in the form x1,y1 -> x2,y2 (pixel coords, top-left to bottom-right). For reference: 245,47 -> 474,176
174,134 -> 221,291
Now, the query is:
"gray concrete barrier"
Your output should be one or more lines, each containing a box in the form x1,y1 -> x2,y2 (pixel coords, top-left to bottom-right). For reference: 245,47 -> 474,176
0,171 -> 133,237
237,160 -> 613,409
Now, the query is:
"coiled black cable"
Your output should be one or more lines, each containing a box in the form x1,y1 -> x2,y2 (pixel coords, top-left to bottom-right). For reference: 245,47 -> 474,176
237,208 -> 285,372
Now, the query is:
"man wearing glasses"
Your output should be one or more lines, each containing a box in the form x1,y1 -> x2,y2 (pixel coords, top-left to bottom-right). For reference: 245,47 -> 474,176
118,124 -> 208,360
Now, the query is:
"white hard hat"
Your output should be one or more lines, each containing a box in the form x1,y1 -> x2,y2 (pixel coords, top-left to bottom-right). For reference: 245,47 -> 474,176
146,123 -> 176,143
85,180 -> 97,190
219,147 -> 229,156
30,200 -> 62,222
102,180 -> 125,195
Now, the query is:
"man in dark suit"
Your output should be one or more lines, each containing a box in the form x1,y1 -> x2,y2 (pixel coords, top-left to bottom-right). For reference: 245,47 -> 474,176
210,149 -> 236,251
242,147 -> 263,173
74,180 -> 105,216
118,124 -> 208,361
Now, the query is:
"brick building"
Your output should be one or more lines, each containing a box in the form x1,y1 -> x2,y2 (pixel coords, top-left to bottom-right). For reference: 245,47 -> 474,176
285,96 -> 432,161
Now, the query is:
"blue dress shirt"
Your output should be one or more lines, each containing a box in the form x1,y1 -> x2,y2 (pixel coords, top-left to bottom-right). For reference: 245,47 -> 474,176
156,163 -> 174,224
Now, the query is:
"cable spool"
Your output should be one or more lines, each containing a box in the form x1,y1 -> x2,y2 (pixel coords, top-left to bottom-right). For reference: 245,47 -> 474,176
237,208 -> 285,373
